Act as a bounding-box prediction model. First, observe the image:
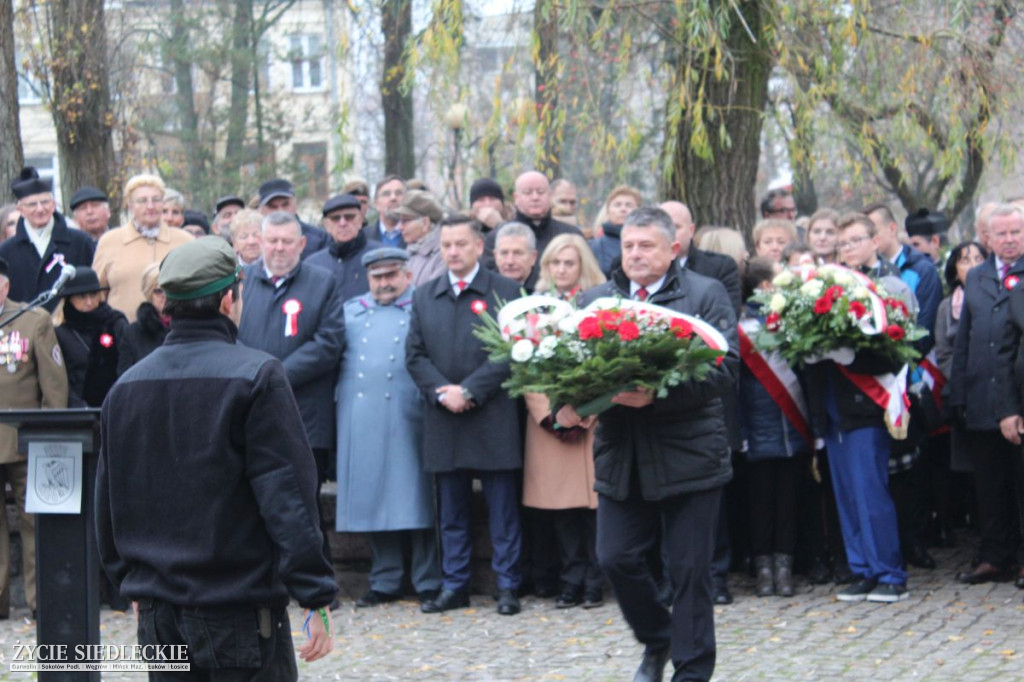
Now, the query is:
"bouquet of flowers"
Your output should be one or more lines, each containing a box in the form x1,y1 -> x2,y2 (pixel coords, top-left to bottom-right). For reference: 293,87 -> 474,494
473,295 -> 728,416
750,263 -> 926,369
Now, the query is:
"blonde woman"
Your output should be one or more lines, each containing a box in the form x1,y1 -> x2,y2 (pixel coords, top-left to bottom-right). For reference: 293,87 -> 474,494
534,233 -> 606,300
697,226 -> 750,276
92,174 -> 193,321
230,209 -> 264,266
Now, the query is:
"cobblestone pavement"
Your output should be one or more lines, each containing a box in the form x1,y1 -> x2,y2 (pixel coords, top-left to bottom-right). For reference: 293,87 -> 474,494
1,537 -> 1022,680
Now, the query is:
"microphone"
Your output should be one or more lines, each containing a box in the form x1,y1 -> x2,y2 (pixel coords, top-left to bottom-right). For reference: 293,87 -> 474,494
48,264 -> 77,298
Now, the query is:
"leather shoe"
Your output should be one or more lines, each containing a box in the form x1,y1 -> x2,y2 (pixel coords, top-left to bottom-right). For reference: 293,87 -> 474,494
906,546 -> 937,570
555,585 -> 582,609
582,587 -> 604,609
496,589 -> 520,615
956,562 -> 1013,585
356,590 -> 400,608
633,645 -> 670,682
420,588 -> 469,613
712,581 -> 733,606
1015,568 -> 1024,590
417,589 -> 440,603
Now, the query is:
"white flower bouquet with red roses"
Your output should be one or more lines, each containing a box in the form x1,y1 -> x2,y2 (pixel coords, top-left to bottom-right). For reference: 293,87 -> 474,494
473,295 -> 728,416
752,263 -> 926,369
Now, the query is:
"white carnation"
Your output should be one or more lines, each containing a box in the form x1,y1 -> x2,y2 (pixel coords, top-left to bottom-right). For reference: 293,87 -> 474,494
833,271 -> 854,286
537,335 -> 558,359
852,286 -> 869,301
769,293 -> 788,313
510,339 -> 535,362
800,279 -> 824,297
772,270 -> 795,287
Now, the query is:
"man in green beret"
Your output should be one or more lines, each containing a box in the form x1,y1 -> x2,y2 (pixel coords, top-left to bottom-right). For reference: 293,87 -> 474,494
95,236 -> 338,679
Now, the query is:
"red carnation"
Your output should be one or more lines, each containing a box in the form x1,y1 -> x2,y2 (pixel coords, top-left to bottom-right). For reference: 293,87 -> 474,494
596,309 -> 624,331
670,318 -> 694,338
886,324 -> 905,341
578,316 -> 604,340
825,285 -> 844,300
617,320 -> 640,341
848,301 -> 867,318
715,355 -> 724,366
471,300 -> 488,315
813,297 -> 833,315
765,312 -> 782,331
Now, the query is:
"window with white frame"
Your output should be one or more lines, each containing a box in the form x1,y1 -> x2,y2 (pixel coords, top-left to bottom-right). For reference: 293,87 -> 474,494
289,35 -> 324,92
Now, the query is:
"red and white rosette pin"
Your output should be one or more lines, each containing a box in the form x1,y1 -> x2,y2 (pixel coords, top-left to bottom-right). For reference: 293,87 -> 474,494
99,333 -> 114,348
470,299 -> 488,315
282,299 -> 303,337
1005,274 -> 1020,290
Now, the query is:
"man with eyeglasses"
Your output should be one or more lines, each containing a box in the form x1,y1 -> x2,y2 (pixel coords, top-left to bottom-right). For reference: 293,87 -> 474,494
0,167 -> 95,312
361,175 -> 407,248
759,188 -> 798,221
307,194 -> 381,301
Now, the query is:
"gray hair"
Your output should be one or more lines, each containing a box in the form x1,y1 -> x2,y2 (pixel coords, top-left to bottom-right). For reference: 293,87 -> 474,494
623,206 -> 675,244
989,203 -> 1024,224
163,188 -> 185,209
261,210 -> 301,236
495,221 -> 537,250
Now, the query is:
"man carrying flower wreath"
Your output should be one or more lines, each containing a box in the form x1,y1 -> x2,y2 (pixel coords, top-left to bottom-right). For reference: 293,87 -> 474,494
556,206 -> 738,682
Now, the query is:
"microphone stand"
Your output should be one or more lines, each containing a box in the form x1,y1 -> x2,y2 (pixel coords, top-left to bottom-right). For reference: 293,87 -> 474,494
0,290 -> 57,331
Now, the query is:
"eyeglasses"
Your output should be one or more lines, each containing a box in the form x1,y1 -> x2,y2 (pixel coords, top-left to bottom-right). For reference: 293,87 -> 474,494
767,206 -> 797,217
325,213 -> 361,223
837,236 -> 870,251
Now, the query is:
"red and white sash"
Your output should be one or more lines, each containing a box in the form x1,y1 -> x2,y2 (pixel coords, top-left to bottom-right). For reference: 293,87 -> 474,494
919,350 -> 949,436
836,363 -> 911,440
738,319 -> 814,450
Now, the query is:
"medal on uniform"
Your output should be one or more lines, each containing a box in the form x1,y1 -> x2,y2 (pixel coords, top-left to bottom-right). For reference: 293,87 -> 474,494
282,299 -> 302,337
1,331 -> 27,372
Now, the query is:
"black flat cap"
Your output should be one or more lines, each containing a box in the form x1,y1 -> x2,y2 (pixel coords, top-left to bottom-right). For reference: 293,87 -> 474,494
215,195 -> 245,214
69,186 -> 108,211
322,194 -> 362,216
258,178 -> 295,206
470,178 -> 504,204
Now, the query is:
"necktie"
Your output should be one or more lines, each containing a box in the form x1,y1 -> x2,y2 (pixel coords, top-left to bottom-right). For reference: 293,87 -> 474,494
456,280 -> 467,293
636,287 -> 649,302
1001,264 -> 1010,281
271,275 -> 283,285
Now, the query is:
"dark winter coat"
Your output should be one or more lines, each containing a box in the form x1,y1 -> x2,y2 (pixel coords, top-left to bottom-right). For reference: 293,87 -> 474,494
406,267 -> 524,472
893,244 -> 943,355
54,301 -> 128,407
305,232 -> 381,304
96,316 -> 338,610
949,256 -> 1024,431
0,212 -> 96,311
299,218 -> 330,260
117,302 -> 170,375
577,263 -> 738,501
589,222 -> 622,277
238,260 -> 345,451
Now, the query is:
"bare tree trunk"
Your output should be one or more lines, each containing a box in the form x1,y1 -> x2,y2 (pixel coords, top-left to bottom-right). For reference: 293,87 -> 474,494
222,0 -> 253,193
0,0 -> 24,192
168,0 -> 204,201
45,0 -> 116,210
533,0 -> 560,176
661,2 -> 772,239
381,0 -> 414,177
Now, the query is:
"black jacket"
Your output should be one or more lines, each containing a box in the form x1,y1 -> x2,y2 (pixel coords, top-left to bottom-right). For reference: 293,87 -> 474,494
406,267 -> 524,473
96,316 -> 338,610
55,301 -> 128,407
578,264 -> 738,501
238,260 -> 345,450
117,302 -> 169,375
305,232 -> 381,304
686,248 -> 742,313
952,256 -> 1024,430
484,210 -> 582,290
0,212 -> 95,311
299,218 -> 330,260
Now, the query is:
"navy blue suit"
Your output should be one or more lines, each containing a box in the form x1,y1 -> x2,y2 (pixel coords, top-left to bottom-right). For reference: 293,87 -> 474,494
0,212 -> 95,311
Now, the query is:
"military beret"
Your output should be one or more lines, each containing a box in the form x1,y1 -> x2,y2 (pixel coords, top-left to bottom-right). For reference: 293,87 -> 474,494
905,208 -> 948,237
392,190 -> 444,223
0,257 -> 8,278
361,247 -> 409,274
215,195 -> 245,214
11,167 -> 52,200
322,193 -> 362,216
469,178 -> 504,204
69,186 -> 108,211
159,236 -> 241,301
258,178 -> 294,207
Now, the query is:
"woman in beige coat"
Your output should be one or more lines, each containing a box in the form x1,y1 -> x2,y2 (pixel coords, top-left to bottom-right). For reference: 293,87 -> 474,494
524,234 -> 606,608
92,174 -> 192,322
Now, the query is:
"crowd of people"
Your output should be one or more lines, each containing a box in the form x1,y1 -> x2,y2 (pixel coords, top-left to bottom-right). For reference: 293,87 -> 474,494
2,162 -> 1024,681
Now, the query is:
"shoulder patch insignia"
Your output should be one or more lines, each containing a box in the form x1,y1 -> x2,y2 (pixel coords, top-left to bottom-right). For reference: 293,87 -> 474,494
52,345 -> 63,367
